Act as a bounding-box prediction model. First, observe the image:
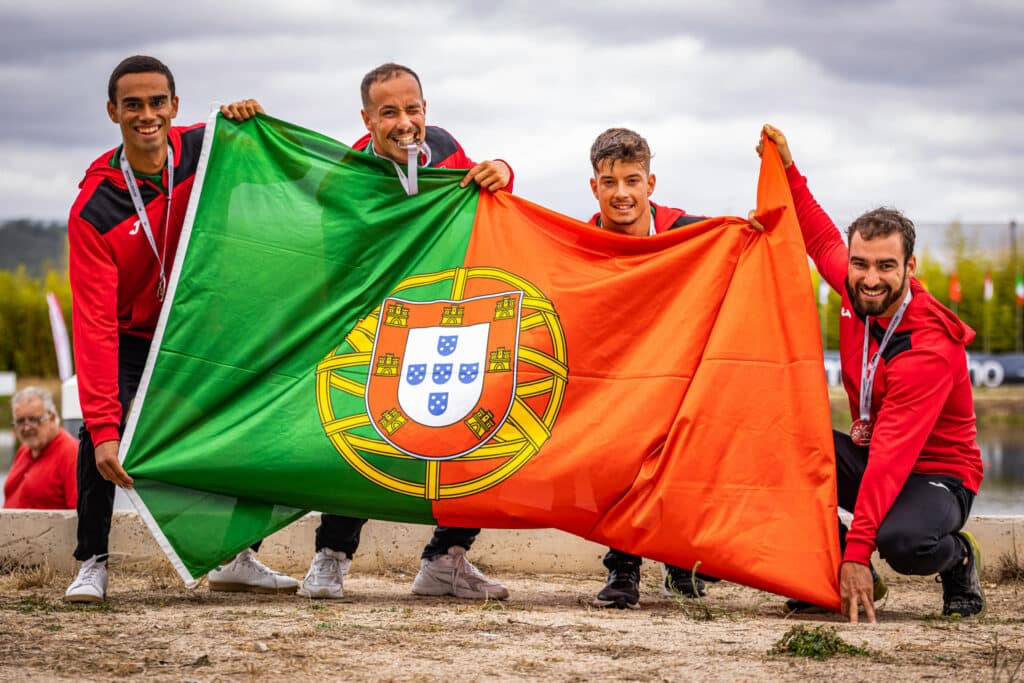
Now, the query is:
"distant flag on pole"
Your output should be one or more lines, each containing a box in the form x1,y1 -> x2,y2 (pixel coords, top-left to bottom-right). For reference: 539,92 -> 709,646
818,278 -> 830,306
46,292 -> 73,381
949,272 -> 963,304
1015,273 -> 1023,306
984,272 -> 994,302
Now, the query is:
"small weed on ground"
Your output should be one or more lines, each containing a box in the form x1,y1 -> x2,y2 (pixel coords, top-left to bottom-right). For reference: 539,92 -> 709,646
12,563 -> 59,589
990,633 -> 1024,683
769,625 -> 870,660
997,550 -> 1024,582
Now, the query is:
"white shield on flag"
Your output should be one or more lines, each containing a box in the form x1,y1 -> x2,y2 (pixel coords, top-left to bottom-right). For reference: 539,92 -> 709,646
398,323 -> 490,427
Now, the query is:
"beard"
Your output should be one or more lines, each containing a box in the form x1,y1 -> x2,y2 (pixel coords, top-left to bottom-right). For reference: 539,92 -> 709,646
851,274 -> 907,318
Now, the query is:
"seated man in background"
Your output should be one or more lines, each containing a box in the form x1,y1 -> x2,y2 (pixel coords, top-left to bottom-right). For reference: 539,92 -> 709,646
5,386 -> 78,509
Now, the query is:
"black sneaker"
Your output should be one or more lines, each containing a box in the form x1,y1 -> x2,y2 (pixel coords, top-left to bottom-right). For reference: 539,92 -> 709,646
663,565 -> 706,598
938,531 -> 986,618
784,562 -> 888,614
592,559 -> 641,609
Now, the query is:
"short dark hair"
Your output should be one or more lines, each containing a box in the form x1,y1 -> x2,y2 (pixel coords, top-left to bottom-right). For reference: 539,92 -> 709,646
360,63 -> 422,109
590,128 -> 652,174
108,55 -> 175,103
847,207 -> 916,263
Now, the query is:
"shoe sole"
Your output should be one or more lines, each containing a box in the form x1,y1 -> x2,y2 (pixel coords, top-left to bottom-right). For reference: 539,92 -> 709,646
873,577 -> 889,603
960,530 -> 987,618
64,593 -> 104,604
592,597 -> 640,610
209,582 -> 299,594
297,589 -> 343,599
411,587 -> 509,600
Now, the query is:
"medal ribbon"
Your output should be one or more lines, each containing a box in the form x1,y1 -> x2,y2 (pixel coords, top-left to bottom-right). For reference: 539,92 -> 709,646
858,289 -> 913,424
120,146 -> 174,301
370,140 -> 432,196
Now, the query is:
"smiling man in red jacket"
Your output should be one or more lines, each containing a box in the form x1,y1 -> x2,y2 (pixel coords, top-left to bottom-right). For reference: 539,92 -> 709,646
63,55 -> 296,602
758,125 -> 985,623
299,63 -> 513,603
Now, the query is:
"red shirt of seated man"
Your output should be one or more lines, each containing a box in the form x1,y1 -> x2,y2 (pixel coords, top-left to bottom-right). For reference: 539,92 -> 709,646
4,389 -> 78,510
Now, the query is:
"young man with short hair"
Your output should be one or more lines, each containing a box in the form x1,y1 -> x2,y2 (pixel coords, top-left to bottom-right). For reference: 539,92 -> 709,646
586,127 -> 718,609
64,55 -> 295,602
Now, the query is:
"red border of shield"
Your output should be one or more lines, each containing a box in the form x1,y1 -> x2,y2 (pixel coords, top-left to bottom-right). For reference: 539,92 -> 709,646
366,291 -> 522,459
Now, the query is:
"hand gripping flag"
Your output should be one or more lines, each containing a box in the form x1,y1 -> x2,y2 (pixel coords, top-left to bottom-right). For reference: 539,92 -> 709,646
120,113 -> 841,609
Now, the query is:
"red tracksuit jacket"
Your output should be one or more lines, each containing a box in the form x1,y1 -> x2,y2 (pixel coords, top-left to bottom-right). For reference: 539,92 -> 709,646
786,163 -> 984,566
68,123 -> 205,446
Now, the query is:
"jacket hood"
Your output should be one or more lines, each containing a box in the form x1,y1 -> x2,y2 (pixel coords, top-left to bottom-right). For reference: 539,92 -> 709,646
79,146 -> 124,190
911,278 -> 976,346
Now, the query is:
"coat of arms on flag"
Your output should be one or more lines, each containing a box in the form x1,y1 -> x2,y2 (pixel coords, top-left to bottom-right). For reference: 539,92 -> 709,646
367,291 -> 521,459
315,266 -> 568,499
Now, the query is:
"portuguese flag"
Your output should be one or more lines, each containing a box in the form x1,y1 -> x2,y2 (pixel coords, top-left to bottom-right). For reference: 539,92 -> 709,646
121,112 -> 841,609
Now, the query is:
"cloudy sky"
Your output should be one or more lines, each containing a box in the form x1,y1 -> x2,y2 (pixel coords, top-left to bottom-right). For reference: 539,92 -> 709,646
0,0 -> 1021,233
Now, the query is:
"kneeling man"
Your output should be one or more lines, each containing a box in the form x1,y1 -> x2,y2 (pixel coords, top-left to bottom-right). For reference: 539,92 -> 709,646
759,125 -> 985,623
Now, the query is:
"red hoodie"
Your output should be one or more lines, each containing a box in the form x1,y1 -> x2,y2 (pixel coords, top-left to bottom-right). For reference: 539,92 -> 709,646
786,163 -> 984,566
68,123 -> 205,446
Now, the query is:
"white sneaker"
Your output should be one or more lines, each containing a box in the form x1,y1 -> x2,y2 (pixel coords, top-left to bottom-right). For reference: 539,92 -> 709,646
207,548 -> 299,594
64,555 -> 108,603
411,546 -> 509,600
297,549 -> 351,599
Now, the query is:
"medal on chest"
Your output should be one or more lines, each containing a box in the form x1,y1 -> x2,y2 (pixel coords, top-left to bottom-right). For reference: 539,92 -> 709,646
850,418 -> 873,446
852,289 -> 912,449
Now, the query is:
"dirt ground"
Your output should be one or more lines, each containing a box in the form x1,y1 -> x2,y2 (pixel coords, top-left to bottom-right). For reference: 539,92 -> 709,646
1,563 -> 1021,682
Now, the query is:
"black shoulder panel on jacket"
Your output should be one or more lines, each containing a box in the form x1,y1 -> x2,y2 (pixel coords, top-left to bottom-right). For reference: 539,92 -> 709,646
669,215 -> 707,229
78,178 -> 159,236
175,127 -> 204,180
425,127 -> 460,167
870,320 -> 913,363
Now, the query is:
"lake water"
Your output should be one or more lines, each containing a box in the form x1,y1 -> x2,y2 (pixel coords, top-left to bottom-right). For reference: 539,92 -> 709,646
1,426 -> 1022,514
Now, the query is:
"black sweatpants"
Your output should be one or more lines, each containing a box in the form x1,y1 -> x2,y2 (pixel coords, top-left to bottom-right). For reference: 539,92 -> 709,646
74,333 -> 260,561
833,429 -> 973,575
316,514 -> 480,560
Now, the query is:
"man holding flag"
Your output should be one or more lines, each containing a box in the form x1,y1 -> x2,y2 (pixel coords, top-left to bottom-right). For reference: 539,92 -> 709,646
63,55 -> 296,602
758,125 -> 985,622
298,63 -> 513,602
583,127 -> 718,608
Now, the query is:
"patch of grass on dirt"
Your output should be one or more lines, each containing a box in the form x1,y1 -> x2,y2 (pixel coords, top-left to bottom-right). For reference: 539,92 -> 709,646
769,625 -> 870,660
662,563 -> 737,622
10,595 -> 117,614
11,563 -> 59,589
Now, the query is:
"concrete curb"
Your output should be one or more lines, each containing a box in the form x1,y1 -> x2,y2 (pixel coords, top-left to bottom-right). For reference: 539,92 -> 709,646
1,510 -> 1021,581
